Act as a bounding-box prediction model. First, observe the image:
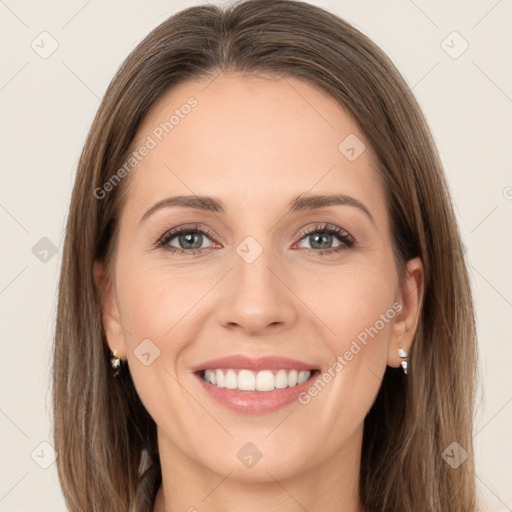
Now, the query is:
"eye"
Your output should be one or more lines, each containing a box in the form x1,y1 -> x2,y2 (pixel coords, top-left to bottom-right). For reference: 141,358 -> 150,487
155,224 -> 216,256
295,223 -> 355,256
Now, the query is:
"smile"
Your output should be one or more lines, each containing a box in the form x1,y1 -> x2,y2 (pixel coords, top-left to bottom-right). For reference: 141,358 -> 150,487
191,354 -> 320,414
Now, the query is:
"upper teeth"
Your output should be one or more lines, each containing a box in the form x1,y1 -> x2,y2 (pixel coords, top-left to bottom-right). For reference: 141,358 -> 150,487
203,369 -> 312,391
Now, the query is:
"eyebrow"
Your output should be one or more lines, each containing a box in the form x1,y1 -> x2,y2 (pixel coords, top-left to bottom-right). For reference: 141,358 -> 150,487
139,193 -> 375,226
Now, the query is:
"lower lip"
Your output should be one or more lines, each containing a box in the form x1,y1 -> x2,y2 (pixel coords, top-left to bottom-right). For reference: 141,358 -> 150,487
194,371 -> 320,414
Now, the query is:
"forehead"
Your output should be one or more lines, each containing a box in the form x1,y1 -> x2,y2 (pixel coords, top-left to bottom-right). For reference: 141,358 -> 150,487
125,72 -> 386,220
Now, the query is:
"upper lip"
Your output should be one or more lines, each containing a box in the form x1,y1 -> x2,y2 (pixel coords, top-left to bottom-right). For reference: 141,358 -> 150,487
191,355 -> 318,373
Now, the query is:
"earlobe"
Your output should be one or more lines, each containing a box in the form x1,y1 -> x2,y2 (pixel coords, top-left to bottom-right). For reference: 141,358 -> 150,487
93,260 -> 126,359
387,256 -> 424,370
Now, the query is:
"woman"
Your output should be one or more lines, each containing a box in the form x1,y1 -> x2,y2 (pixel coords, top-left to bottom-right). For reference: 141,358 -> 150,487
52,0 -> 479,510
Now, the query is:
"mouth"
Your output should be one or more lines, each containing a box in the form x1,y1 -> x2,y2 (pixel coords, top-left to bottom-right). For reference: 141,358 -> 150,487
191,355 -> 321,414
191,354 -> 321,414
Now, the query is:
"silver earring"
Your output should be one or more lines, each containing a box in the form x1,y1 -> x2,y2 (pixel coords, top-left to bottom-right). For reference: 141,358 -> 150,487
397,344 -> 408,375
110,349 -> 123,377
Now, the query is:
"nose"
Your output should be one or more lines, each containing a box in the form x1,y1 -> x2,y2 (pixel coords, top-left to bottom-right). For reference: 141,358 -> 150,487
216,244 -> 297,336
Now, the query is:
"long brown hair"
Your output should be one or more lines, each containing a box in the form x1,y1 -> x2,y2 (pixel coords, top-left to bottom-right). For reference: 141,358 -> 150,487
52,1 -> 479,510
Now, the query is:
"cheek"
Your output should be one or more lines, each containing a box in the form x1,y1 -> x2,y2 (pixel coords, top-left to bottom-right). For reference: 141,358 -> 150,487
293,265 -> 397,420
113,262 -> 193,408
298,260 -> 398,347
115,257 -> 202,344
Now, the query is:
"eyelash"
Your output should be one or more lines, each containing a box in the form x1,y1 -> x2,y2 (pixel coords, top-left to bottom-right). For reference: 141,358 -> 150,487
154,223 -> 356,257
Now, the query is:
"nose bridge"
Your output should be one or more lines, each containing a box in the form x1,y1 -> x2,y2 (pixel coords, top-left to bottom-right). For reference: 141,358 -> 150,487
216,233 -> 296,334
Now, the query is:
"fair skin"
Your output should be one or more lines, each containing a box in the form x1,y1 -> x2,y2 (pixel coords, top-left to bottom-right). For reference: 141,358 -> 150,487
94,72 -> 423,512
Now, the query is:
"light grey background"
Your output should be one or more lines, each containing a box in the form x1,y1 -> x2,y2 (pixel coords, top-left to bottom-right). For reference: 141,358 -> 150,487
1,1 -> 511,510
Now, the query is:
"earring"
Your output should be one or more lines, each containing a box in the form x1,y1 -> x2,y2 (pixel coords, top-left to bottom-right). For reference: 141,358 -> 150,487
110,349 -> 124,377
397,344 -> 408,375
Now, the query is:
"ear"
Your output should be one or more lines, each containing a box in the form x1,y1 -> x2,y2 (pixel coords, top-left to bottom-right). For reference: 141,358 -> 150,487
93,260 -> 126,360
387,256 -> 424,368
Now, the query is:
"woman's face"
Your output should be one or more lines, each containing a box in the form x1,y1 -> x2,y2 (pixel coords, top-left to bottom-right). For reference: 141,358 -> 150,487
96,72 -> 423,484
